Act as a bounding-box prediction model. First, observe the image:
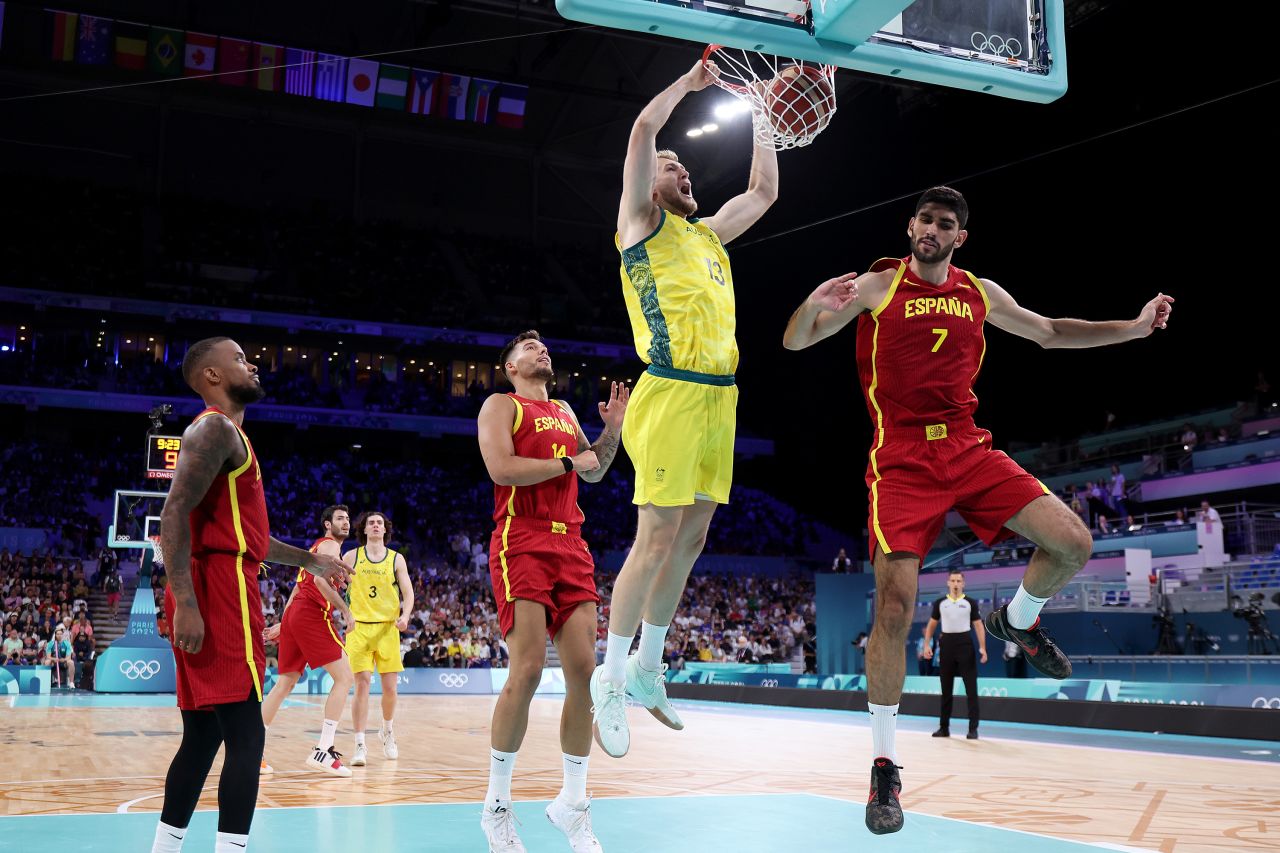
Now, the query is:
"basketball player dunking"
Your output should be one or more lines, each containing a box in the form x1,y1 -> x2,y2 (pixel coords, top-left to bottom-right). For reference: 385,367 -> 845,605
259,504 -> 357,777
590,58 -> 779,758
782,187 -> 1174,834
477,330 -> 626,852
343,511 -> 413,766
152,337 -> 349,853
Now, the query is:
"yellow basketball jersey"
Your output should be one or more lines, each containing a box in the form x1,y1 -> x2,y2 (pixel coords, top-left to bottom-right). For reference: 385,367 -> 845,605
617,210 -> 737,376
349,546 -> 400,622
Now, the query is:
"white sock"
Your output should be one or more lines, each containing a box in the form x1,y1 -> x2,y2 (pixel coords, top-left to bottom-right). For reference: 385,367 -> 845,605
151,821 -> 185,853
214,831 -> 249,852
382,718 -> 394,735
559,752 -> 589,807
355,730 -> 366,747
637,620 -> 668,672
868,702 -> 899,763
602,631 -> 632,685
317,719 -> 338,751
1006,584 -> 1050,630
485,748 -> 517,810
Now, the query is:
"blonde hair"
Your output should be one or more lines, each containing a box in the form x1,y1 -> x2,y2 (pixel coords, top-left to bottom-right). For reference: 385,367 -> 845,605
656,149 -> 679,162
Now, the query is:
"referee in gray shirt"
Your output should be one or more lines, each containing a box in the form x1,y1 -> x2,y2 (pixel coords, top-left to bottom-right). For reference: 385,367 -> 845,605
922,570 -> 987,739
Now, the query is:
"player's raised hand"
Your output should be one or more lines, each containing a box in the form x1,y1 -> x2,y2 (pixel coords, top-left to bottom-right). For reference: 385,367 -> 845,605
598,381 -> 630,432
571,450 -> 600,473
808,272 -> 859,312
306,552 -> 352,588
683,58 -> 719,92
1136,292 -> 1175,334
262,623 -> 281,642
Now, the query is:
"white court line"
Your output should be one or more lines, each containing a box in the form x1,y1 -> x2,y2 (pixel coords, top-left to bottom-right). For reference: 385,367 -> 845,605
806,791 -> 1155,853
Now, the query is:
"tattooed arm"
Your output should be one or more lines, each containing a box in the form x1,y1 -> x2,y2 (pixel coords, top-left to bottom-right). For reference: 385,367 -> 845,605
160,414 -> 243,655
266,537 -> 351,586
565,382 -> 629,484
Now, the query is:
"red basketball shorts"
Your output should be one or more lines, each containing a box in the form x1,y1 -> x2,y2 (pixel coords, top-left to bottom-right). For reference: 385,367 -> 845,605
490,518 -> 600,641
165,552 -> 265,711
278,600 -> 346,675
866,424 -> 1051,561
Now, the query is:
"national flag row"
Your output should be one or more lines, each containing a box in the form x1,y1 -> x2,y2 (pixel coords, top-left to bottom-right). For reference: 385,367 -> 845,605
44,9 -> 528,128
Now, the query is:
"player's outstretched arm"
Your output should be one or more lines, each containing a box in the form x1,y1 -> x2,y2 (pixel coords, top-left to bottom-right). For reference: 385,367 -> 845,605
619,60 -> 718,242
267,537 -> 352,587
160,414 -> 241,655
699,141 -> 778,245
783,271 -> 878,350
983,280 -> 1174,348
478,394 -> 594,486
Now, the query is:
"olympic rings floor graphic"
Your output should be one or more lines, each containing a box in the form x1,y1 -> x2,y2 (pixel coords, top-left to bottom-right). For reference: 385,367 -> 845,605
1,694 -> 1276,852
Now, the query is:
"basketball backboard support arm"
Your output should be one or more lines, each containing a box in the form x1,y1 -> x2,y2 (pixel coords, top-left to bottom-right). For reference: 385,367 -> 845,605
555,0 -> 1067,103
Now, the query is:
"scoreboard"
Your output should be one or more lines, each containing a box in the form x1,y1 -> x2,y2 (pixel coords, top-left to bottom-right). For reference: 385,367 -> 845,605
146,435 -> 182,479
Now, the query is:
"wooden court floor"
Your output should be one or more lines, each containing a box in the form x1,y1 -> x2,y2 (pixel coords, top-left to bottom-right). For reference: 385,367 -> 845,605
1,694 -> 1278,852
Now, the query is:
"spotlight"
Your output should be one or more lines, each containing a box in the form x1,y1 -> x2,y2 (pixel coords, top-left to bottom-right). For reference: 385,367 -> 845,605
686,128 -> 704,138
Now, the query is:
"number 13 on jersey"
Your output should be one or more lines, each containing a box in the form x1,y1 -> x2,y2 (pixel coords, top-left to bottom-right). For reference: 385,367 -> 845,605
704,257 -> 725,286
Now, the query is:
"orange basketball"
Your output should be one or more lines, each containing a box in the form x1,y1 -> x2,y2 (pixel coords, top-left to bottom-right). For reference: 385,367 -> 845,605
764,65 -> 835,138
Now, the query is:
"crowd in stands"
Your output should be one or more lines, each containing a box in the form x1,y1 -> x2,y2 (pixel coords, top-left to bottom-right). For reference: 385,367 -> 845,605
0,549 -> 105,687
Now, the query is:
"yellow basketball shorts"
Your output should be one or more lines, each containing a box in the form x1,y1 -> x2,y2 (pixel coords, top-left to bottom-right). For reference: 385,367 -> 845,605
623,367 -> 738,506
345,621 -> 404,674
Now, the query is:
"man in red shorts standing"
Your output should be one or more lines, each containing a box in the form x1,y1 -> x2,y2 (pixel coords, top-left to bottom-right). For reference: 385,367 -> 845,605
476,330 -> 627,852
782,187 -> 1174,836
259,504 -> 356,777
152,337 -> 349,853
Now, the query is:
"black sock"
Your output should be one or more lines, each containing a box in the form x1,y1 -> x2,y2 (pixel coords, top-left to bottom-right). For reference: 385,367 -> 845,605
212,691 -> 265,835
159,709 -> 224,829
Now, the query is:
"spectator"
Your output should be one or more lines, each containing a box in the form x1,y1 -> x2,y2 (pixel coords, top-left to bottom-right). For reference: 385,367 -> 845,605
832,548 -> 852,574
1197,500 -> 1222,532
1216,427 -> 1231,443
71,625 -> 94,688
1109,464 -> 1127,517
403,640 -> 426,668
43,625 -> 74,687
1003,640 -> 1027,678
1180,423 -> 1198,449
1,628 -> 22,664
1126,515 -> 1143,533
103,567 -> 122,619
1166,508 -> 1188,526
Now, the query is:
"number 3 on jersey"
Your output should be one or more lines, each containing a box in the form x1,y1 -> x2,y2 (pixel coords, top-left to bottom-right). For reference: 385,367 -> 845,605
704,257 -> 725,286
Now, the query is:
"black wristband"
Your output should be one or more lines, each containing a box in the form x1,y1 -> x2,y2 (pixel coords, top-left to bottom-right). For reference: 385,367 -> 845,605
561,456 -> 574,473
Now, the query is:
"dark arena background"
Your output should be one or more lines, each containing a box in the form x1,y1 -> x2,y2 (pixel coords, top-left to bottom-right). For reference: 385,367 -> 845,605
1,1 -> 1278,851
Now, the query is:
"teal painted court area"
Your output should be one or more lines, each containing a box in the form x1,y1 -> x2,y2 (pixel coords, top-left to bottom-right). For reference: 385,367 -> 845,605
0,793 -> 1142,853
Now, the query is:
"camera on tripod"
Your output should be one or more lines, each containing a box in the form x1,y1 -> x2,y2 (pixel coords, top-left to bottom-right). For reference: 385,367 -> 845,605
1231,592 -> 1279,655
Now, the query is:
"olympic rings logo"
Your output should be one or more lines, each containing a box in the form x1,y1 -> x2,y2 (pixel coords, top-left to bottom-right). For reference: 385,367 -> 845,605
437,673 -> 469,688
970,31 -> 1023,58
1252,697 -> 1280,709
978,686 -> 1009,697
119,660 -> 161,680
760,678 -> 779,687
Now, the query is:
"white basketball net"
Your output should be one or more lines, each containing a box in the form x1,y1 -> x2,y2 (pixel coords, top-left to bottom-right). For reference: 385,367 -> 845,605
148,535 -> 165,567
704,45 -> 837,151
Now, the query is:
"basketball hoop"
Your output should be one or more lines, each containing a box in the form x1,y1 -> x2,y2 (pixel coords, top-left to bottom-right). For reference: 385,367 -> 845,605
703,44 -> 837,151
148,535 -> 165,568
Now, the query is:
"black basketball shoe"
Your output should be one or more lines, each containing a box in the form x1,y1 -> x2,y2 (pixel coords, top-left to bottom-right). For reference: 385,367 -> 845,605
865,758 -> 904,835
985,604 -> 1072,679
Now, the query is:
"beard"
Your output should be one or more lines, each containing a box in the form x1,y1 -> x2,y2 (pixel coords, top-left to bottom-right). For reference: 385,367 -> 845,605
229,380 -> 267,405
659,187 -> 697,218
910,237 -> 952,265
531,365 -> 555,384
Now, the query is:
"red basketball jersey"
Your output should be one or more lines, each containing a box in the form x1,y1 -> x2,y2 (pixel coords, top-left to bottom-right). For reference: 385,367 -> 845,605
187,408 -> 271,562
294,536 -> 337,609
492,394 -> 585,526
855,257 -> 990,434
